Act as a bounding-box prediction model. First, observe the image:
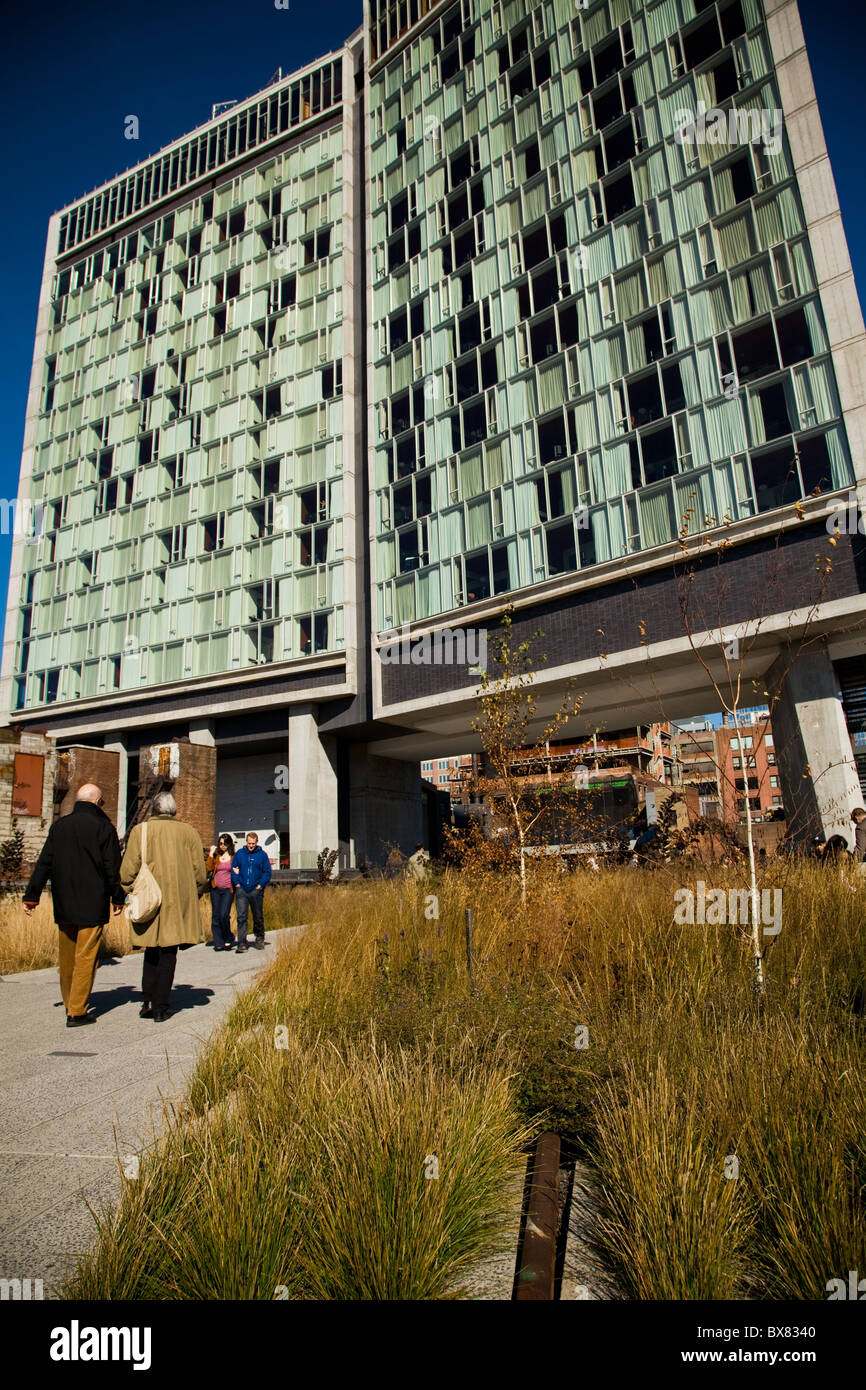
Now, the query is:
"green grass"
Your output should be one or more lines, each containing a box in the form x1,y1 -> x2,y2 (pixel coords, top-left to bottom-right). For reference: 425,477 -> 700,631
64,861 -> 866,1300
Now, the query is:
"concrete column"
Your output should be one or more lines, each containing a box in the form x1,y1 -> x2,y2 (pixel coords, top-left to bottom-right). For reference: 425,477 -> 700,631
104,736 -> 128,838
288,705 -> 339,870
349,747 -> 423,867
768,644 -> 862,842
189,719 -> 215,747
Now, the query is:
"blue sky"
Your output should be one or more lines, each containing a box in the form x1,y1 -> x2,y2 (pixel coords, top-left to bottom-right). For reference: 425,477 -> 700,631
1,0 -> 863,630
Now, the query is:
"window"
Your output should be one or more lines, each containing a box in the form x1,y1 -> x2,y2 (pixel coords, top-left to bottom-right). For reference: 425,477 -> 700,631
321,362 -> 343,399
96,478 -> 118,515
160,525 -> 188,564
202,514 -> 226,552
301,228 -> 331,266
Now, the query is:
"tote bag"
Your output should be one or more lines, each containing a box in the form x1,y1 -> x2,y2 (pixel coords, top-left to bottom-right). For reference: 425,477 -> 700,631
126,820 -> 162,925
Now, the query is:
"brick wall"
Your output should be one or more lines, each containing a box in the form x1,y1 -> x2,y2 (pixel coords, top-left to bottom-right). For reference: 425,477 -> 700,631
0,729 -> 55,871
57,746 -> 121,828
138,741 -> 216,849
381,523 -> 865,706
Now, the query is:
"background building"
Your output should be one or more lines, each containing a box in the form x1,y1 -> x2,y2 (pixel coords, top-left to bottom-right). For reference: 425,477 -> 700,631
675,718 -> 722,818
420,753 -> 479,801
716,719 -> 781,820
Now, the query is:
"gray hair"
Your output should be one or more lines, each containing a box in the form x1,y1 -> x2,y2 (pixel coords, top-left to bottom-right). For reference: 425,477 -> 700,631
151,791 -> 177,817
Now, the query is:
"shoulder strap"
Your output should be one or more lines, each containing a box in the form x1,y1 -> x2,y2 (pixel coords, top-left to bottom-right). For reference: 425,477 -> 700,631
141,821 -> 147,864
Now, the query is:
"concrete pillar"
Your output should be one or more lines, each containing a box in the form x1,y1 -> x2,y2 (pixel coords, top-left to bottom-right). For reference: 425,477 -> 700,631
768,644 -> 862,843
288,705 -> 339,870
189,719 -> 215,747
104,736 -> 128,838
349,747 -> 423,867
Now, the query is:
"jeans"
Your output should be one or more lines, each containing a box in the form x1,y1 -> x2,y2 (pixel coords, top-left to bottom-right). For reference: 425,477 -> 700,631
210,888 -> 234,947
234,887 -> 264,945
142,945 -> 178,1011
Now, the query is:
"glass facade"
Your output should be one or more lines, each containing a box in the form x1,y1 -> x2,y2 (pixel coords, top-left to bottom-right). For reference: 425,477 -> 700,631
16,59 -> 348,713
8,0 -> 860,717
368,0 -> 854,632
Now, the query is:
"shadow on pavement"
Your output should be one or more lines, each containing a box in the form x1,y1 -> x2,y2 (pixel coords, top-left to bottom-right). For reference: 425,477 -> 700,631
85,982 -> 216,1016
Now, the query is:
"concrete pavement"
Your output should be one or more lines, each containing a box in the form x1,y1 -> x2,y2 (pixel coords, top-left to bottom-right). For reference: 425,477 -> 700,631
0,929 -> 303,1297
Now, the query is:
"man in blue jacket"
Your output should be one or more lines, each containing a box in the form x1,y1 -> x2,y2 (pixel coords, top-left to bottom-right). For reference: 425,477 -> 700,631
230,831 -> 272,952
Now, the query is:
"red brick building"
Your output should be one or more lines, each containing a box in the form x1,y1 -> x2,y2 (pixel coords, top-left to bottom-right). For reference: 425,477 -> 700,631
716,722 -> 782,822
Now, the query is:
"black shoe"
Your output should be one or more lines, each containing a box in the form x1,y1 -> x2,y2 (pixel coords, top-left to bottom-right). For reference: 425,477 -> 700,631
67,1012 -> 97,1027
236,943 -> 249,953
252,938 -> 265,950
140,1001 -> 153,1019
152,1009 -> 171,1023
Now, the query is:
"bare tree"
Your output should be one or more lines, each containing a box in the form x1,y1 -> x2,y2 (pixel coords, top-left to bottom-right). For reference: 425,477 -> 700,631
596,480 -> 846,992
472,608 -> 583,905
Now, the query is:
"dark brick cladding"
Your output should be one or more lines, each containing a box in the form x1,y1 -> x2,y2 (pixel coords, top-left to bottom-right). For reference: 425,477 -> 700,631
19,665 -> 346,738
381,523 -> 866,706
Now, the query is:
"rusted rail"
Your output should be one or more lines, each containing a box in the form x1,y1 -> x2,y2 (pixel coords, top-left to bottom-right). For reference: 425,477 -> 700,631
515,1130 -> 561,1300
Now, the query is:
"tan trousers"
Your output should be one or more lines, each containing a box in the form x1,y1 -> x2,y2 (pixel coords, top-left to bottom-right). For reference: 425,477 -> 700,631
58,924 -> 103,1017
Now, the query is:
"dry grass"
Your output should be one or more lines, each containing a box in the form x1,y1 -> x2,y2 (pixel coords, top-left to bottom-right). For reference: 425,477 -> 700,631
63,859 -> 866,1300
0,895 -> 244,974
0,895 -> 131,973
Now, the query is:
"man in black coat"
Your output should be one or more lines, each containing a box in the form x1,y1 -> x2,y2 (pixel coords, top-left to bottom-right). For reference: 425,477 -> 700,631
23,784 -> 125,1026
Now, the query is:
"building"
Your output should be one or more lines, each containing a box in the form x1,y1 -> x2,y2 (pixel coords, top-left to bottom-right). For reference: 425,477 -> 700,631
675,718 -> 722,817
716,719 -> 781,821
837,655 -> 866,800
3,0 -> 866,864
0,37 -> 413,867
0,729 -> 56,872
722,704 -> 769,727
420,753 -> 479,801
486,723 -> 678,782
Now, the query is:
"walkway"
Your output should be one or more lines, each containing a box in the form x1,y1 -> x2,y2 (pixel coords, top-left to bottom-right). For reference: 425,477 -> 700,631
0,929 -> 302,1296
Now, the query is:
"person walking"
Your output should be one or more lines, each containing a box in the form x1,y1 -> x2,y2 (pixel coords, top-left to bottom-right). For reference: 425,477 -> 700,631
206,834 -> 236,950
230,832 -> 272,952
120,792 -> 208,1022
851,808 -> 866,864
385,845 -> 406,880
23,784 -> 125,1027
406,843 -> 430,883
820,834 -> 852,865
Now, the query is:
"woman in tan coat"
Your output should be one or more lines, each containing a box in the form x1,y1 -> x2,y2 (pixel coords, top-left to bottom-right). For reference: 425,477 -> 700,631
120,792 -> 208,1022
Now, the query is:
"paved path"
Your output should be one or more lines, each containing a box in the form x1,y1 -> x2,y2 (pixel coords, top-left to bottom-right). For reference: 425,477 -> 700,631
0,930 -> 303,1297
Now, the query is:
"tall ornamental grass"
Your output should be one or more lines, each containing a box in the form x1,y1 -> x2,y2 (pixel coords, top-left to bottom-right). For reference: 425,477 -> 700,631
65,860 -> 865,1299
